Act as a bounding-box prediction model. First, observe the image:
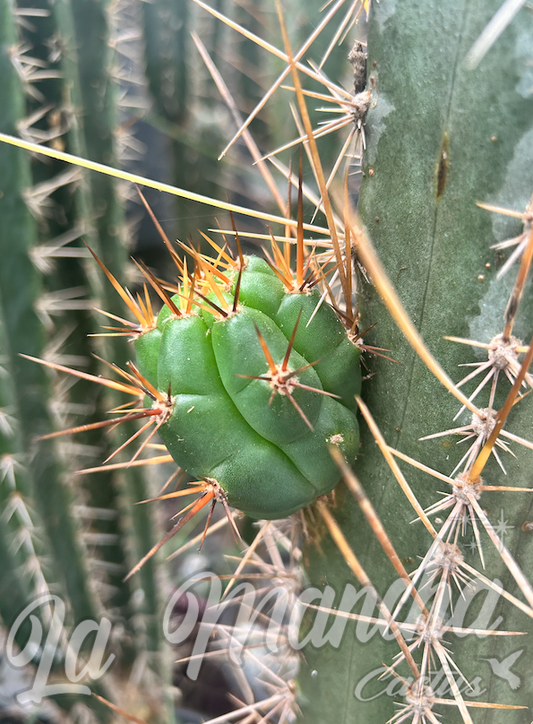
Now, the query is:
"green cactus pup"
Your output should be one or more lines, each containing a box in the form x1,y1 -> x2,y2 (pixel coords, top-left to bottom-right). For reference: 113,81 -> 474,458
27,216 -> 360,573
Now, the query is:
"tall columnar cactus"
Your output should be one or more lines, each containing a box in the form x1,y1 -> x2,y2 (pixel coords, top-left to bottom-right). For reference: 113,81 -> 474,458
0,0 -> 173,720
142,0 -> 229,243
20,0 -> 140,626
300,1 -> 533,722
0,0 -> 100,634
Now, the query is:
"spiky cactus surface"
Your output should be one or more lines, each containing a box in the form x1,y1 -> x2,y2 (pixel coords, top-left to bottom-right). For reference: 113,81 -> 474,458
1,1 -> 533,723
133,250 -> 360,520
0,0 -> 171,720
300,1 -> 533,722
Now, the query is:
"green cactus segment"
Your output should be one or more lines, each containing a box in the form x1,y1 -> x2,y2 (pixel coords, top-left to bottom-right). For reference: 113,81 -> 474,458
155,313 -> 319,518
275,291 -> 361,412
157,315 -> 223,396
136,255 -> 361,519
211,307 -> 323,444
210,445 -> 315,520
237,258 -> 361,410
134,327 -> 163,387
236,256 -> 286,318
160,400 -> 316,519
280,396 -> 360,495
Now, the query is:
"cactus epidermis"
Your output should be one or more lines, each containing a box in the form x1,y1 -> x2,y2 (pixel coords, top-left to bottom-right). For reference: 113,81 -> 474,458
134,249 -> 361,520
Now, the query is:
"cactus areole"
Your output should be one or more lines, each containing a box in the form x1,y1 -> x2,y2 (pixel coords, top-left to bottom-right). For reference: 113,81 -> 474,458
135,254 -> 361,519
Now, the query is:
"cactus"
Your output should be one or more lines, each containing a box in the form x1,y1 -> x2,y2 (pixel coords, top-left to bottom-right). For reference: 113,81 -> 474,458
299,0 -> 533,722
0,0 -> 100,631
0,0 -> 173,720
142,0 -> 229,244
103,243 -> 360,523
1,0 -> 533,723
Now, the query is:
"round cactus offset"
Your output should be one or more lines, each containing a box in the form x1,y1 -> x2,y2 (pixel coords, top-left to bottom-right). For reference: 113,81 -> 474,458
30,215 -> 360,571
136,251 -> 361,521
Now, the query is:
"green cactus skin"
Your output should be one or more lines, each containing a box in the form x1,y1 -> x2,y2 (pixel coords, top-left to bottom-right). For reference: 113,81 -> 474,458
0,0 -> 101,631
135,255 -> 361,519
0,2 -> 173,719
68,0 -> 170,672
300,1 -> 533,722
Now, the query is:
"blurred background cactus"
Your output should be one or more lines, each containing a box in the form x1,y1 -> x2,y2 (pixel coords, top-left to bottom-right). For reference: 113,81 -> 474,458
2,0 -> 533,723
0,0 -> 352,721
